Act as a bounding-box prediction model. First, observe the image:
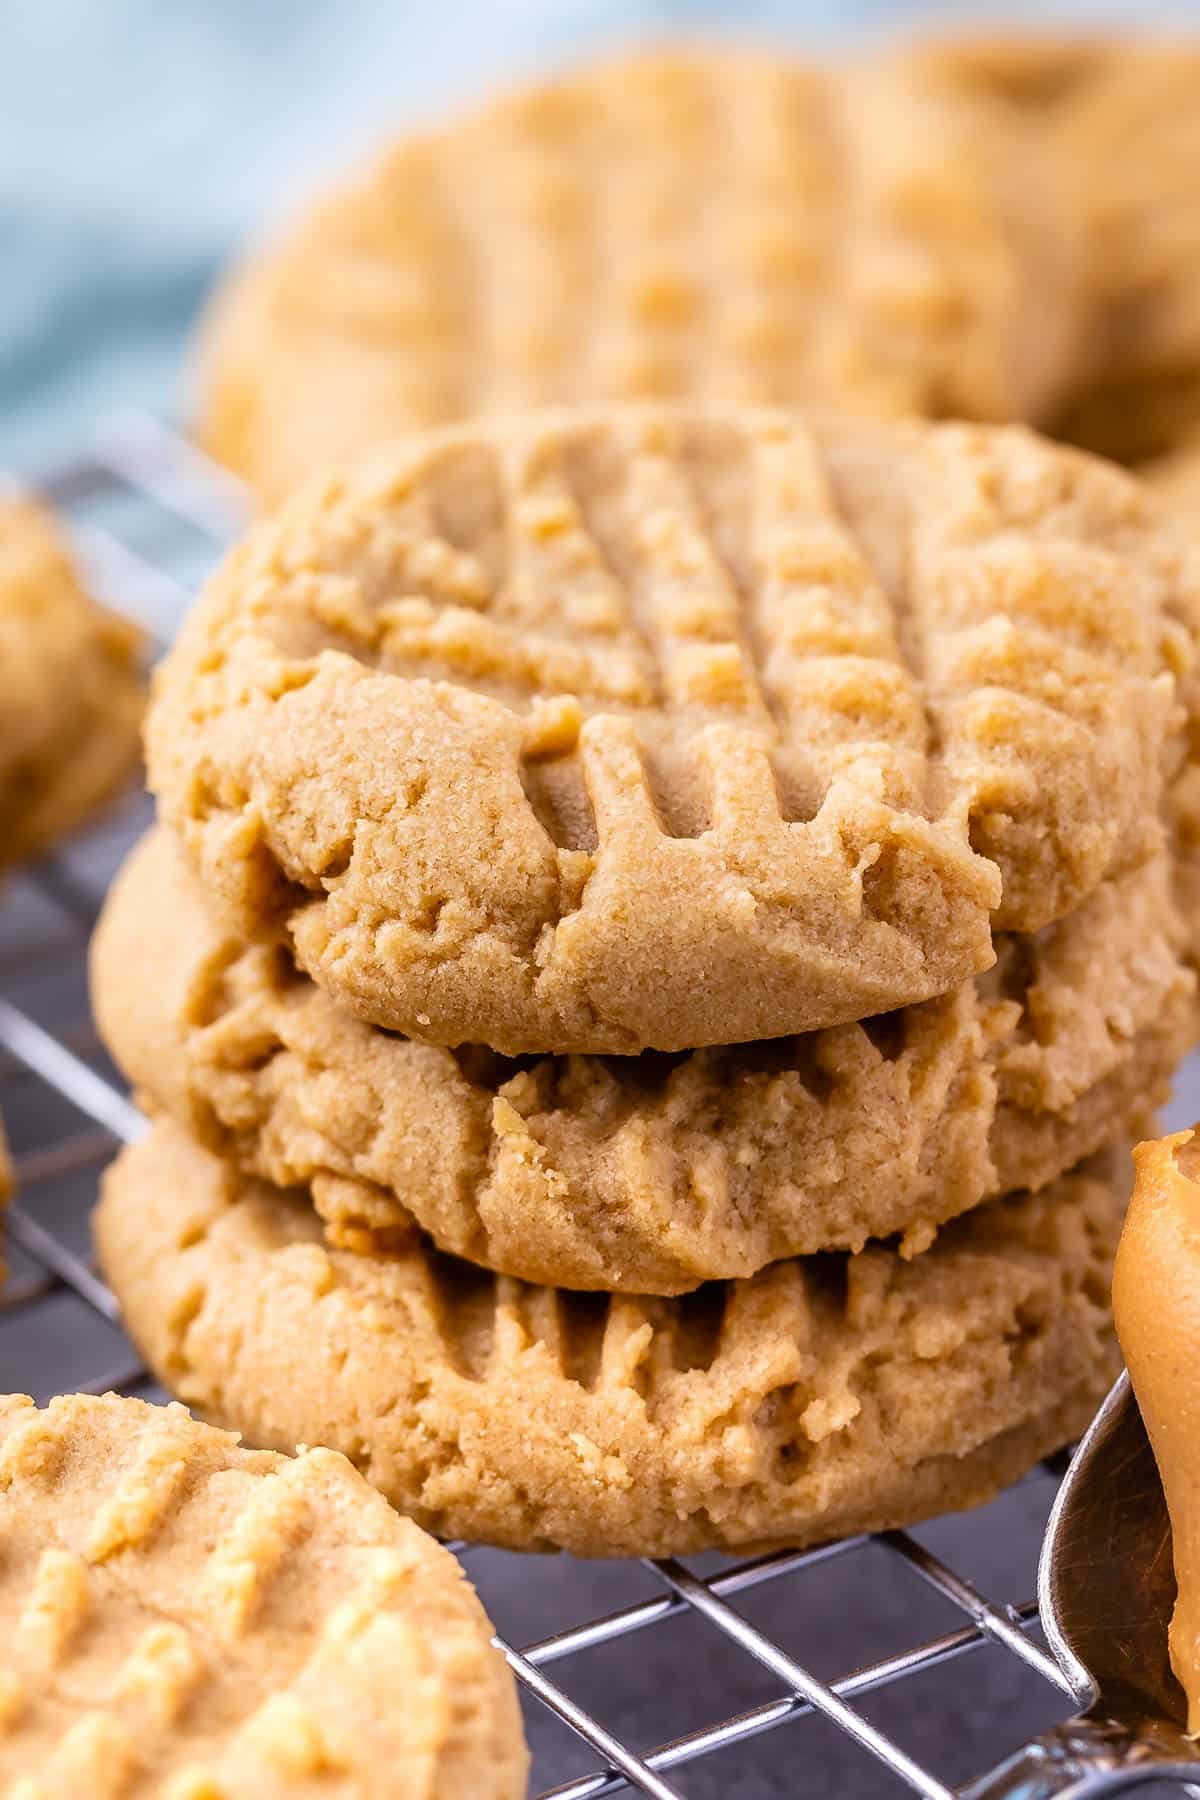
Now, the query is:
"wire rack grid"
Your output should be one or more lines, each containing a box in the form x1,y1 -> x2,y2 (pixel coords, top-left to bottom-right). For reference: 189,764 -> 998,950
0,412 -> 1178,1799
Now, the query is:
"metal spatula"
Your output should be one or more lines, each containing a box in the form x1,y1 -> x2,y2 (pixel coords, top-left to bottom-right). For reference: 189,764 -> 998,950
962,1372 -> 1200,1798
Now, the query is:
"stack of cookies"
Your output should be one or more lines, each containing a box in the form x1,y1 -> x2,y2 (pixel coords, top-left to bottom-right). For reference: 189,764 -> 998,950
93,404 -> 1200,1557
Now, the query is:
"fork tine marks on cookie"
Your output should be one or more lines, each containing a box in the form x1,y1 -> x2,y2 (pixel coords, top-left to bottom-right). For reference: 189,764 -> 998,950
9,402 -> 1176,1798
0,1397 -> 528,1795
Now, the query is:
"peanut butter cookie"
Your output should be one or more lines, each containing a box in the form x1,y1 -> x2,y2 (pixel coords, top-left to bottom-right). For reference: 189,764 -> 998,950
0,497 -> 143,869
148,407 -> 1193,1054
97,1121 -> 1123,1559
198,46 -> 1083,502
93,827 -> 1191,1293
0,1391 -> 526,1797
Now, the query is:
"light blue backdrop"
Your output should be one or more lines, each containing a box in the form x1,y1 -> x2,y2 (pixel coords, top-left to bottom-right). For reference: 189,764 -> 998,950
0,0 -> 1189,471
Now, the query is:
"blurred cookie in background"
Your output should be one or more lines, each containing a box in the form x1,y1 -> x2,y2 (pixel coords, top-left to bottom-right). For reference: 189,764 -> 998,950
894,32 -> 1200,465
196,45 -> 1085,501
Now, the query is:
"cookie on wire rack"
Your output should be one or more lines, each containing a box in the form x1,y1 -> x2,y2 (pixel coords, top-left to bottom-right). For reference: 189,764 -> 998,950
0,1391 -> 527,1797
0,497 -> 143,870
197,45 -> 1085,503
147,406 -> 1194,1056
97,1119 -> 1124,1560
93,826 -> 1194,1294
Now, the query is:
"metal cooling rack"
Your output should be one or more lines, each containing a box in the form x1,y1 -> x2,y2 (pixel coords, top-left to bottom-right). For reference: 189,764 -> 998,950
0,413 -> 1188,1799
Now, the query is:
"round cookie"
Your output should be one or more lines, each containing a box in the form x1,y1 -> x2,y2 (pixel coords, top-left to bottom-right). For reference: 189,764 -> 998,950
0,1391 -> 526,1798
0,497 -> 143,869
97,1120 -> 1124,1559
93,827 -> 1192,1294
147,406 -> 1194,1055
197,46 -> 1083,503
1056,48 -> 1200,462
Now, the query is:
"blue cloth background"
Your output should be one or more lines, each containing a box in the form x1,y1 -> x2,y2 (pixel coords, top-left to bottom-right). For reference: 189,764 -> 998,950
0,0 -> 1191,473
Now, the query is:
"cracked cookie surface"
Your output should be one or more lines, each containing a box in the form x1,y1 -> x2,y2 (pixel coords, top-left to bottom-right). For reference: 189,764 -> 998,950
93,827 -> 1190,1293
198,45 -> 1083,503
0,1391 -> 526,1798
0,498 -> 143,868
98,1120 -> 1124,1559
148,406 -> 1193,1054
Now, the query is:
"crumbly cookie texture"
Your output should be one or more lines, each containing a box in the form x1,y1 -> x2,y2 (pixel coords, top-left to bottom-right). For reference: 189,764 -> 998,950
98,1120 -> 1124,1559
0,498 -> 143,868
1055,48 -> 1200,461
0,1392 -> 526,1798
93,827 -> 1190,1293
147,406 -> 1193,1055
197,45 -> 1083,502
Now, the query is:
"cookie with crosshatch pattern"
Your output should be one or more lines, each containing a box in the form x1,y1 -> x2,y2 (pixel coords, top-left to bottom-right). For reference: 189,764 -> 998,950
0,496 -> 143,870
197,44 -> 1084,504
97,1120 -> 1123,1559
0,1391 -> 526,1797
93,825 -> 1190,1294
147,405 -> 1194,1056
